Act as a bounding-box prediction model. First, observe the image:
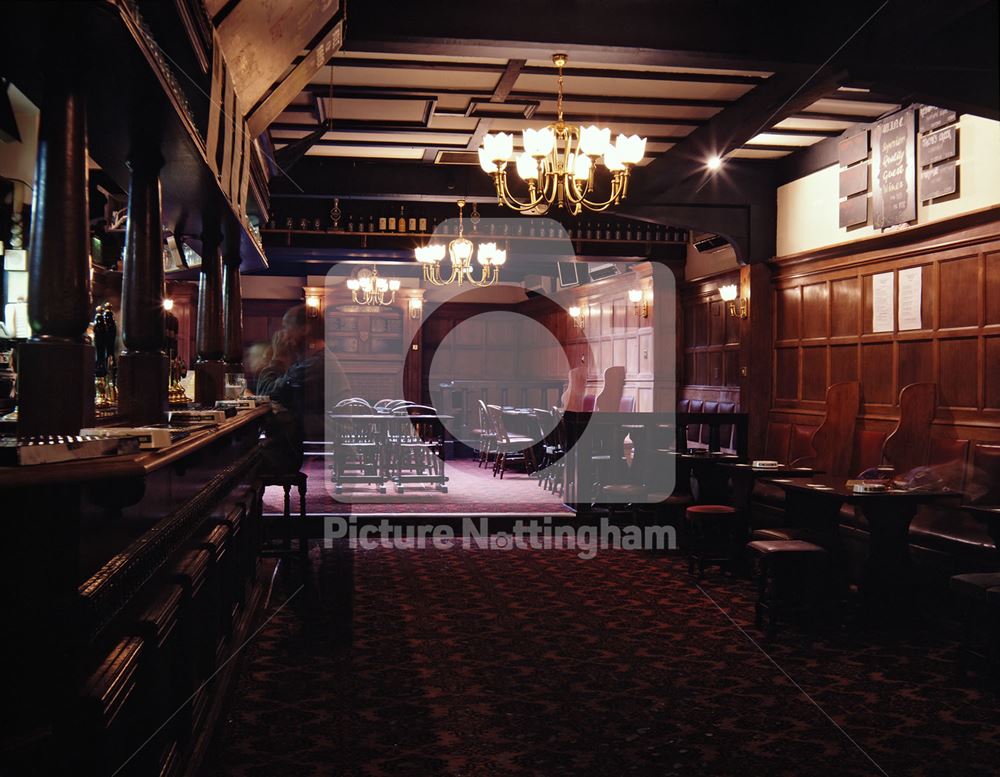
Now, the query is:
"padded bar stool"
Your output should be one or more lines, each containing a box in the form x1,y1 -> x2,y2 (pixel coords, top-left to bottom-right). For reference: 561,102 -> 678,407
259,471 -> 308,560
949,572 -> 1000,679
684,504 -> 738,577
746,540 -> 831,639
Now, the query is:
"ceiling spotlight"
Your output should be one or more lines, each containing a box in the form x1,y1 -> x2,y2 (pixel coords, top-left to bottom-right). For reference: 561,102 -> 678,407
707,155 -> 722,171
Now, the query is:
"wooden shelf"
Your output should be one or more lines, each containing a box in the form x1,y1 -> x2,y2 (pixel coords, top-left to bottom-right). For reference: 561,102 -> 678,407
263,228 -> 687,245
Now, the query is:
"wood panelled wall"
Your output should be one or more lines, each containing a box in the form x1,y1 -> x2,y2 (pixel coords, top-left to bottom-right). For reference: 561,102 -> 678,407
679,270 -> 741,406
770,208 -> 1000,444
520,267 -> 665,411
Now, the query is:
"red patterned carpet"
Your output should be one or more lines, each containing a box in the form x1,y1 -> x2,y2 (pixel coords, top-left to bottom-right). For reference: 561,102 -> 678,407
263,457 -> 571,514
202,546 -> 1000,777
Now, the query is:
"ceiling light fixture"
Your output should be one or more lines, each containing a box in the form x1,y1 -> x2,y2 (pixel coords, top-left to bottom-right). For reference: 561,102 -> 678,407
415,199 -> 506,287
346,266 -> 400,306
478,53 -> 647,216
706,155 -> 723,171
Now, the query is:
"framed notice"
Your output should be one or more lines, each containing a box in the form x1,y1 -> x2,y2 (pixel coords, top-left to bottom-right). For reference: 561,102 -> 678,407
919,105 -> 957,133
872,109 -> 916,229
920,161 -> 958,200
897,267 -> 922,331
920,126 -> 957,166
872,272 -> 894,333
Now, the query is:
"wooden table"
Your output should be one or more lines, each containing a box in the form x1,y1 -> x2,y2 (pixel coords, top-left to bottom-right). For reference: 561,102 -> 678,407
718,462 -> 821,516
762,475 -> 963,615
668,451 -> 744,504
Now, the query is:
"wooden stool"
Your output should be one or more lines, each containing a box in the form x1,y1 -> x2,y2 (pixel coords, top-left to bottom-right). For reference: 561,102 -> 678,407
950,572 -> 1000,679
259,471 -> 308,560
746,539 -> 831,639
684,504 -> 738,576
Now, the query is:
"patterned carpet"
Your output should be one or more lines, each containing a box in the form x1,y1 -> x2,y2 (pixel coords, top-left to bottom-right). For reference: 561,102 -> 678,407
263,457 -> 570,514
202,545 -> 1000,777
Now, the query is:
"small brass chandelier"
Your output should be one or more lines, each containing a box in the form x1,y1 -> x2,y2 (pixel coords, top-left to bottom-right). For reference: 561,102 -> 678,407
414,199 -> 506,287
478,53 -> 647,216
346,265 -> 400,306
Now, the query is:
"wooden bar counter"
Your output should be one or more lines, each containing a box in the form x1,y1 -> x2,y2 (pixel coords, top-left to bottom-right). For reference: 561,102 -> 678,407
0,407 -> 270,777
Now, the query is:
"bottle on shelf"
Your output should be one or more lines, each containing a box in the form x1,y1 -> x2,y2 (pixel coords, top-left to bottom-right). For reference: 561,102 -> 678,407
388,211 -> 397,232
529,219 -> 537,237
398,206 -> 407,233
346,215 -> 355,232
418,215 -> 427,233
614,223 -> 622,241
408,212 -> 417,232
367,214 -> 375,233
625,223 -> 633,241
379,212 -> 387,232
329,197 -> 342,230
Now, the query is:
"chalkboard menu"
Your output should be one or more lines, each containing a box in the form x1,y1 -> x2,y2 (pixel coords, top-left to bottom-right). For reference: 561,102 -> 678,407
920,126 -> 957,165
920,161 -> 957,200
838,131 -> 869,166
919,105 -> 957,133
872,109 -> 916,229
839,194 -> 868,228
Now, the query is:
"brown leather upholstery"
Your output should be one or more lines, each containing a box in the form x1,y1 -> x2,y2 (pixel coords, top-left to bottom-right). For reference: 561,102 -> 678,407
949,572 -> 1000,602
909,506 -> 994,560
928,437 -> 970,492
764,422 -> 792,463
852,429 -> 887,473
751,527 -> 827,543
968,444 -> 1000,505
789,424 -> 818,464
746,539 -> 827,556
687,504 -> 736,516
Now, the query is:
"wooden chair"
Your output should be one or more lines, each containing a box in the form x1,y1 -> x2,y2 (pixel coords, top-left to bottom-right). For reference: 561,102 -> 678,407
487,404 -> 537,478
474,398 -> 498,467
561,364 -> 588,411
882,382 -> 937,475
793,381 -> 861,475
596,365 -> 625,412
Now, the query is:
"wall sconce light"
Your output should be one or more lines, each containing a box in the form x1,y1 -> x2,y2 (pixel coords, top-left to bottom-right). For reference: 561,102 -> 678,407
408,297 -> 423,320
628,288 -> 652,318
305,294 -> 321,315
719,283 -> 747,319
568,304 -> 585,331
162,298 -> 175,311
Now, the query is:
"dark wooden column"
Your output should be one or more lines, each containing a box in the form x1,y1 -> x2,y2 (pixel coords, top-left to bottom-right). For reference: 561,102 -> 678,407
18,77 -> 95,435
223,238 -> 244,370
738,262 -> 774,459
118,145 -> 168,424
195,226 -> 225,404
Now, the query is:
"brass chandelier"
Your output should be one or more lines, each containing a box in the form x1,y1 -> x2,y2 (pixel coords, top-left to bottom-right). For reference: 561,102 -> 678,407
346,266 -> 400,306
477,53 -> 647,215
414,199 -> 506,287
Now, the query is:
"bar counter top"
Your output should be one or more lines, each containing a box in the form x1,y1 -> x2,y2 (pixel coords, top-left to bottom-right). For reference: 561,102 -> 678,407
0,405 -> 271,489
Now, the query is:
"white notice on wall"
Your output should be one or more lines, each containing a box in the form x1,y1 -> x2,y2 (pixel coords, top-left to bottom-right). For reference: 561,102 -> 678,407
898,267 -> 922,331
872,271 -> 894,332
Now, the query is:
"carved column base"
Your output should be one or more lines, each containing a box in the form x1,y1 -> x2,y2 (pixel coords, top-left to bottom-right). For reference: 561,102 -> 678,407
118,351 -> 168,426
18,341 -> 95,436
194,360 -> 226,405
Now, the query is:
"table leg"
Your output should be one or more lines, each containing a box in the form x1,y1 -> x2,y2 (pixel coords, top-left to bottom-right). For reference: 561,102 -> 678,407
857,499 -> 919,618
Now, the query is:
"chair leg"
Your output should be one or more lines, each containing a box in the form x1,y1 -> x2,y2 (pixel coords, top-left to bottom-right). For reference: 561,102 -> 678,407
282,485 -> 292,550
297,483 -> 308,559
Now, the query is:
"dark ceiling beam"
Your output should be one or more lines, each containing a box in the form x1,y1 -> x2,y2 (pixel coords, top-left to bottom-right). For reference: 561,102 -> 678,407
247,17 -> 344,137
342,36 -> 797,75
492,59 -> 526,103
299,82 -> 735,110
631,66 -> 846,201
298,54 -> 769,85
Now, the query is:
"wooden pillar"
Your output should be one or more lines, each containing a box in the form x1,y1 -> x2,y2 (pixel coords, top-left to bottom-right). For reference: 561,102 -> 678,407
195,227 -> 225,404
18,76 -> 94,435
738,262 -> 774,459
118,146 -> 168,424
223,244 -> 244,370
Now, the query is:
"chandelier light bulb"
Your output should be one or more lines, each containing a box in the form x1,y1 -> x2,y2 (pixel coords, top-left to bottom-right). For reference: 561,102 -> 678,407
579,125 -> 611,157
515,152 -> 539,181
570,153 -> 592,180
719,284 -> 738,302
478,147 -> 500,173
523,127 -> 555,157
616,134 -> 647,165
347,278 -> 360,290
388,279 -> 401,291
490,249 -> 506,266
603,146 -> 625,172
